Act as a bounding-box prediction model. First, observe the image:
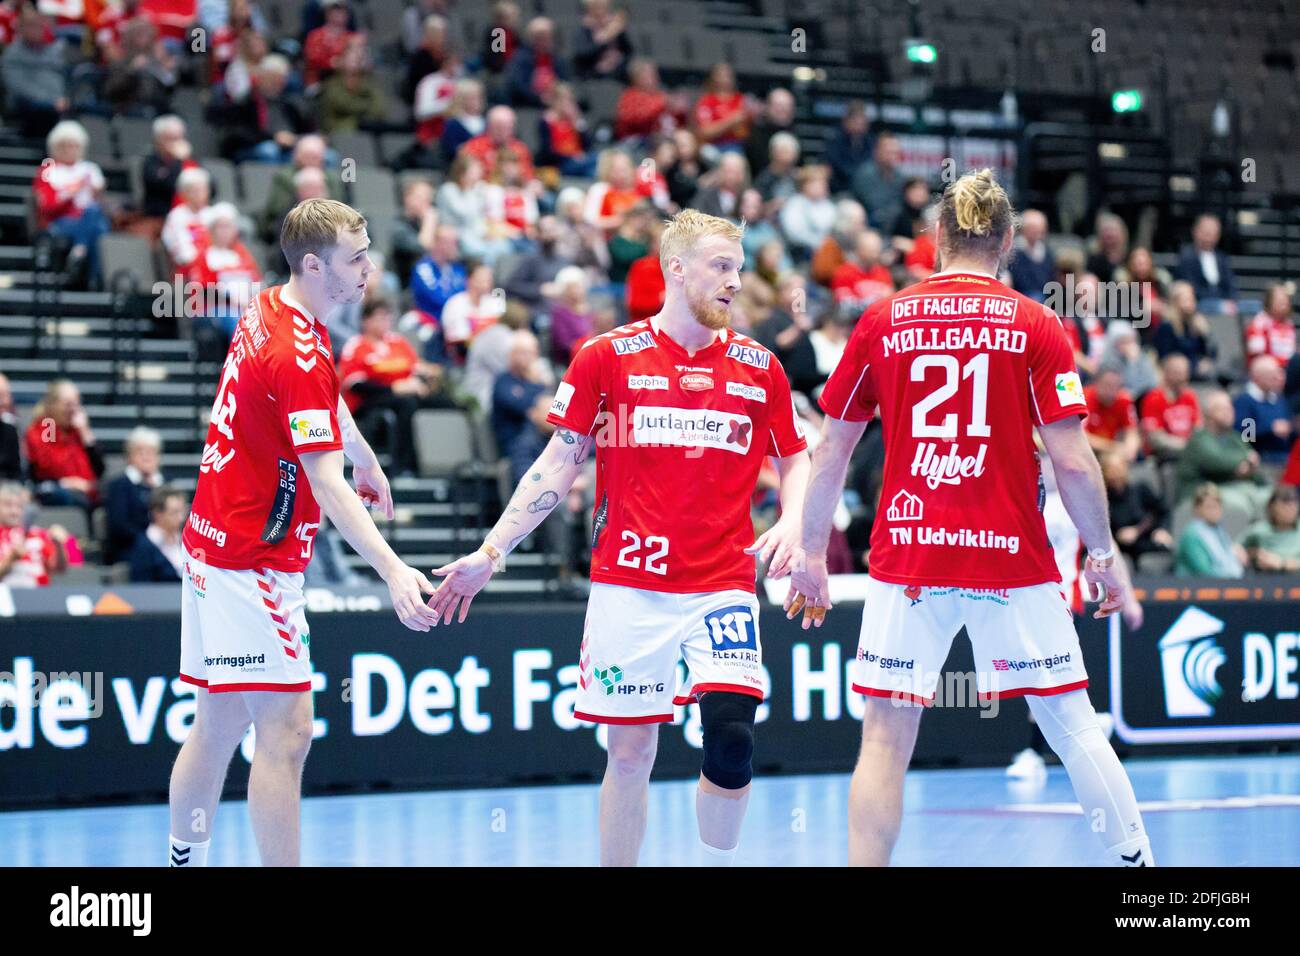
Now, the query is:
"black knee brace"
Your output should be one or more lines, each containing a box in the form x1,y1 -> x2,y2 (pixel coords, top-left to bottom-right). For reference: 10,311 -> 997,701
699,691 -> 758,790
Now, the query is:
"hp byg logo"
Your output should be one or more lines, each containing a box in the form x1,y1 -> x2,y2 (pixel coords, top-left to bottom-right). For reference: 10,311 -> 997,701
1158,606 -> 1227,718
594,664 -> 624,696
705,605 -> 757,650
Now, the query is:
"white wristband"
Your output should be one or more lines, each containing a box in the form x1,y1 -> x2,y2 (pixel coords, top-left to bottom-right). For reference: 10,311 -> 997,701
1088,546 -> 1115,564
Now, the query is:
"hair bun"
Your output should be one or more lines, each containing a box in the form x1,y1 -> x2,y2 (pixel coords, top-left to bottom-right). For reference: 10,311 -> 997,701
953,169 -> 997,236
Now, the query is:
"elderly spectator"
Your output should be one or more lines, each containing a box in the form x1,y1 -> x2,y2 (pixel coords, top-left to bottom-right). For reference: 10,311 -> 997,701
691,151 -> 748,222
403,13 -> 451,102
506,16 -> 571,107
438,78 -> 487,165
2,7 -> 68,137
537,82 -> 596,177
852,132 -> 904,232
320,39 -> 387,134
826,100 -> 871,195
1176,213 -> 1238,313
1176,389 -> 1270,511
260,135 -> 344,242
461,105 -> 535,181
339,299 -> 450,475
746,88 -> 797,179
128,487 -> 188,583
140,115 -> 197,227
666,128 -> 708,209
411,46 -> 464,149
104,14 -> 178,115
502,215 -> 570,307
391,178 -> 438,289
574,0 -> 631,80
480,0 -> 521,75
1241,485 -> 1300,572
0,482 -> 70,589
774,164 -> 837,261
1008,209 -> 1055,301
162,167 -> 212,277
0,372 -> 20,481
1155,281 -> 1216,379
303,0 -> 360,86
692,62 -> 753,150
1139,353 -> 1200,461
616,58 -> 671,142
545,266 -> 596,364
1102,451 -> 1173,560
1084,367 -> 1140,462
1174,483 -> 1246,577
1099,322 -> 1159,400
493,331 -> 554,482
832,229 -> 894,310
754,132 -> 801,210
191,202 -> 262,337
1245,283 -> 1296,364
105,426 -> 165,564
1086,211 -> 1129,283
1234,355 -> 1294,465
33,121 -> 109,289
214,53 -> 314,162
440,263 -> 506,353
811,198 -> 866,287
24,379 -> 105,509
411,223 -> 468,344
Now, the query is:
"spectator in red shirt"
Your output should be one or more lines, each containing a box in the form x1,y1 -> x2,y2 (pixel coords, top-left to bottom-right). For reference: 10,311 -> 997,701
0,482 -> 70,589
692,62 -> 754,150
302,0 -> 359,87
461,105 -> 535,182
585,148 -> 642,235
903,205 -> 938,281
33,121 -> 109,288
206,0 -> 260,85
1139,352 -> 1201,461
339,299 -> 449,475
831,229 -> 894,310
1245,283 -> 1296,365
616,57 -> 671,142
190,202 -> 262,337
537,82 -> 596,177
1084,367 -> 1140,463
625,222 -> 665,324
505,15 -> 571,108
161,166 -> 211,279
24,379 -> 106,509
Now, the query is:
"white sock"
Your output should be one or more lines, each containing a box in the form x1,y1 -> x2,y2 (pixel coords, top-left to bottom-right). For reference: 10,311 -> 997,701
169,836 -> 210,867
1108,835 -> 1155,867
700,840 -> 737,867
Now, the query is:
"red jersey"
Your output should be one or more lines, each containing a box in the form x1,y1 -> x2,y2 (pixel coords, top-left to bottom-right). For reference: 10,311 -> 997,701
1138,386 -> 1200,443
693,92 -> 748,143
819,271 -> 1088,589
831,262 -> 894,304
546,320 -> 807,593
1084,385 -> 1137,440
0,525 -> 58,588
1244,312 -> 1296,363
184,286 -> 343,572
338,331 -> 419,413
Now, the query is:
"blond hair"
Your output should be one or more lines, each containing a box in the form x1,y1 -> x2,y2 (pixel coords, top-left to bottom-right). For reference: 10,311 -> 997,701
280,198 -> 366,275
659,209 -> 744,271
937,168 -> 1017,262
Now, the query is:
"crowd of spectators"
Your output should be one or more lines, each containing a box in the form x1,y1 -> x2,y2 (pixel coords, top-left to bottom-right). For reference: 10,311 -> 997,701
1,0 -> 1298,586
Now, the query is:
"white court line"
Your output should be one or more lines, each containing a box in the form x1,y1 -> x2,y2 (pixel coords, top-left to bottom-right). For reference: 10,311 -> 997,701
994,795 -> 1300,814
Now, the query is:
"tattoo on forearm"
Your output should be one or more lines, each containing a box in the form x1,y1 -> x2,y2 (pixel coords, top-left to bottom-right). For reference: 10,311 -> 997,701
559,429 -> 577,444
530,472 -> 541,481
527,491 -> 559,514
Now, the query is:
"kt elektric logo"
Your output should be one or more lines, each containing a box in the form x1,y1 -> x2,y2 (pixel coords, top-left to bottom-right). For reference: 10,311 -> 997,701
705,606 -> 757,650
594,664 -> 624,696
1158,606 -> 1227,718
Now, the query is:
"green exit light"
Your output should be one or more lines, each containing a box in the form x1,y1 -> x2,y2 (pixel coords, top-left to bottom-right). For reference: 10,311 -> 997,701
1112,89 -> 1143,113
906,41 -> 937,64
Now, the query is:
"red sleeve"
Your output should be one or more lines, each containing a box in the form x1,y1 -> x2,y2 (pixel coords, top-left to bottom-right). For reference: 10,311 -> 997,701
1138,390 -> 1163,431
1120,393 -> 1138,428
271,340 -> 344,455
189,244 -> 214,286
765,356 -> 808,458
32,167 -> 75,225
1027,305 -> 1088,426
546,337 -> 606,434
818,307 -> 878,422
235,242 -> 262,280
24,422 -> 57,480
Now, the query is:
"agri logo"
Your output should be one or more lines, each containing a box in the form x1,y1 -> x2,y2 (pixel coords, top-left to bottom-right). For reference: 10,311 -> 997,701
1158,606 -> 1227,718
286,409 -> 335,447
594,663 -> 624,696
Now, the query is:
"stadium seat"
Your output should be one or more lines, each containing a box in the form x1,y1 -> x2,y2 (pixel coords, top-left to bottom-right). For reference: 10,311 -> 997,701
37,506 -> 91,544
412,409 -> 477,478
348,166 -> 399,223
332,131 -> 380,169
238,162 -> 280,209
205,158 -> 240,207
378,132 -> 416,167
77,114 -> 116,163
113,117 -> 154,159
1206,312 -> 1245,380
98,234 -> 156,290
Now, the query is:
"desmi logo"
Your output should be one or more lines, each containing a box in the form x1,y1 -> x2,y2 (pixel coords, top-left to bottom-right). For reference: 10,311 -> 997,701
705,606 -> 757,650
725,343 -> 770,369
612,331 -> 655,354
1158,606 -> 1227,718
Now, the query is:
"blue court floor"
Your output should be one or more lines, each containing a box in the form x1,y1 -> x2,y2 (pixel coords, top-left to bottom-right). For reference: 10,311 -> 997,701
2,755 -> 1297,866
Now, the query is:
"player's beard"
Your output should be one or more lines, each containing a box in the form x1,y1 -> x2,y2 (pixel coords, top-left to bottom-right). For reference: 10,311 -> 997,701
325,266 -> 366,305
687,285 -> 733,330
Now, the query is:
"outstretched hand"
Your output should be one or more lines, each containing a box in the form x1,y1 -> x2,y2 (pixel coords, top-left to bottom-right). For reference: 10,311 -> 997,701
427,550 -> 495,626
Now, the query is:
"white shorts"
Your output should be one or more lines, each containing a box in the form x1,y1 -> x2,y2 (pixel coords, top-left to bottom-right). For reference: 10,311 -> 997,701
853,576 -> 1087,705
575,583 -> 767,724
179,550 -> 313,693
